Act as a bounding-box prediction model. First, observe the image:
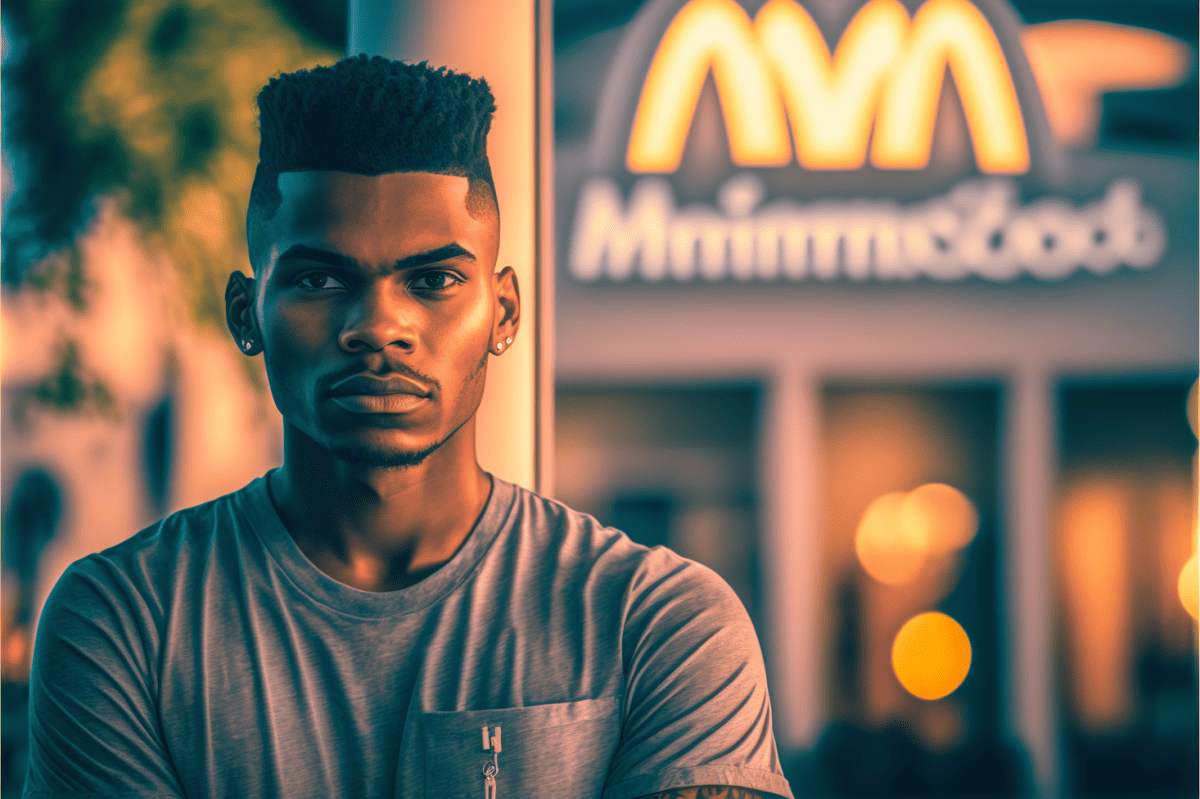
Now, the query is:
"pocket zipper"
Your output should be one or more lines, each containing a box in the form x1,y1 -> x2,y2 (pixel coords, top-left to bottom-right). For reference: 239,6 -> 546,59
481,726 -> 502,799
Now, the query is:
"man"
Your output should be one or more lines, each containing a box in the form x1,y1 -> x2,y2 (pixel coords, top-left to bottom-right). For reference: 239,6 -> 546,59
24,56 -> 792,799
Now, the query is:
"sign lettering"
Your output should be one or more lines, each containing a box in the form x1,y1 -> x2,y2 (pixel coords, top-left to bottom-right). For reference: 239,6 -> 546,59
571,175 -> 1163,283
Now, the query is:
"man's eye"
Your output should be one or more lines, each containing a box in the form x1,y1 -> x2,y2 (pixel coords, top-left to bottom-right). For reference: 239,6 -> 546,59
411,271 -> 461,291
295,272 -> 346,291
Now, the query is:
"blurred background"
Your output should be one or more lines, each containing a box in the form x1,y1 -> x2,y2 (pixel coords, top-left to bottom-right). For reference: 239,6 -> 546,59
2,0 -> 1196,796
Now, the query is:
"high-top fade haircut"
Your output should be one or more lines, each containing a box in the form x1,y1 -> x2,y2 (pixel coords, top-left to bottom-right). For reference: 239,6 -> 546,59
247,55 -> 497,269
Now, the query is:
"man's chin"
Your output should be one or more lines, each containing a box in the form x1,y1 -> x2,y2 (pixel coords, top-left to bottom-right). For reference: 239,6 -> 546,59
327,441 -> 441,470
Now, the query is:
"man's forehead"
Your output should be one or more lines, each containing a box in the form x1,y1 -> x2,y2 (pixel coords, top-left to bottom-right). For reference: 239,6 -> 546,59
276,170 -> 471,207
272,170 -> 480,236
263,170 -> 497,272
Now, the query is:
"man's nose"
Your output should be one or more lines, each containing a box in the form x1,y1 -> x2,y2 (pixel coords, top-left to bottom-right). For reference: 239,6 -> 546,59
338,282 -> 417,353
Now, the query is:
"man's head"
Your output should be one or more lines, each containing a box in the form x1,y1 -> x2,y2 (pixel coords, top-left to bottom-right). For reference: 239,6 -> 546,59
228,57 -> 518,472
247,55 -> 498,267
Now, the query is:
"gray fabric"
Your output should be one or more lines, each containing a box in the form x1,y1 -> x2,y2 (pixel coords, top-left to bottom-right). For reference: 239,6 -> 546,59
24,474 -> 792,799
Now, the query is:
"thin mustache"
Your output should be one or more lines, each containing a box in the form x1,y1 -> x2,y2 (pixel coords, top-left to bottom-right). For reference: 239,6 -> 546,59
320,360 -> 441,396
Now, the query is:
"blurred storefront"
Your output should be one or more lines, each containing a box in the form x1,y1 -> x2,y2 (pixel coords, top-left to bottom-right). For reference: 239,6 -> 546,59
553,0 -> 1197,795
0,4 -> 346,793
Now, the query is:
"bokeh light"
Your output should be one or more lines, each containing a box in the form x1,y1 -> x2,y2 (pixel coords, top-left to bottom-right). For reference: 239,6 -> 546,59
892,612 -> 973,700
856,491 -> 929,585
856,483 -> 978,585
1178,555 -> 1198,620
901,482 -> 979,554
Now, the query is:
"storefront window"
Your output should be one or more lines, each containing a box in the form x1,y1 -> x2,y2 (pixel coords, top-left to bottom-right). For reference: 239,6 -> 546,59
1054,376 -> 1198,797
813,381 -> 1030,796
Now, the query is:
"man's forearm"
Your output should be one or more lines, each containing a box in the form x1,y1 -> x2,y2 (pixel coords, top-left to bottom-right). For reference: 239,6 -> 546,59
643,787 -> 770,799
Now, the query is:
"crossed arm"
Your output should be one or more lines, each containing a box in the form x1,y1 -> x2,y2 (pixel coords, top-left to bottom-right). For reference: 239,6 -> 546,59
640,788 -> 770,798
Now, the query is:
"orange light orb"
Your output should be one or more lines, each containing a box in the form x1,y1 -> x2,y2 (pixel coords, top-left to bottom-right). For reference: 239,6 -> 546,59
1179,555 -> 1198,620
1187,379 -> 1197,438
901,483 -> 979,554
856,491 -> 929,585
892,612 -> 972,700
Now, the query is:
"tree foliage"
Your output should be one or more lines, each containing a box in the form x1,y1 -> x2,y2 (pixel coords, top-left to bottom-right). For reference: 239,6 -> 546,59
3,0 -> 341,413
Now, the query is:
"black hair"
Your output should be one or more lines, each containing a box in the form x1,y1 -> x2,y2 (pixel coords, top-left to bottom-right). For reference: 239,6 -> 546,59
247,54 -> 497,267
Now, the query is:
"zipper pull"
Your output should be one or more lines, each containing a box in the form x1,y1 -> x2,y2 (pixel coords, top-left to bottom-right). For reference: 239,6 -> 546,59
483,765 -> 496,799
481,725 -> 502,798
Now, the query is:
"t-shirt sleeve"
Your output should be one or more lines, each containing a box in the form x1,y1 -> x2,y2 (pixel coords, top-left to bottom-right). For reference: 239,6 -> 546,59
602,551 -> 794,799
23,557 -> 184,799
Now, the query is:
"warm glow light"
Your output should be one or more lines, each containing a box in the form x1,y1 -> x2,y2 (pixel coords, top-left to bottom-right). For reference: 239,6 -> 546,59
901,483 -> 978,554
755,0 -> 908,169
1180,555 -> 1198,621
0,627 -> 29,680
872,0 -> 1029,173
1187,378 -> 1197,439
892,611 -> 972,700
1022,21 -> 1191,148
628,0 -> 1032,175
856,491 -> 929,585
855,484 -> 977,584
626,0 -> 792,173
1058,478 -> 1133,730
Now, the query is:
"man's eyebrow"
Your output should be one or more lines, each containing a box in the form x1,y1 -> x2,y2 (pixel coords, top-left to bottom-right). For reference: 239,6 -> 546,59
394,244 -> 475,271
276,245 -> 357,270
275,243 -> 475,272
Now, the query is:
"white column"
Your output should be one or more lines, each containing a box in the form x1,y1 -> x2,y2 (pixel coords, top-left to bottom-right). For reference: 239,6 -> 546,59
348,0 -> 554,494
759,366 -> 822,750
1007,368 -> 1058,796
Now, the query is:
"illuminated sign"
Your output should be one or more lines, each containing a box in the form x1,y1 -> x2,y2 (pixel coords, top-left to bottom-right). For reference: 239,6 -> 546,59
627,0 -> 1029,174
571,176 -> 1162,283
567,0 -> 1186,285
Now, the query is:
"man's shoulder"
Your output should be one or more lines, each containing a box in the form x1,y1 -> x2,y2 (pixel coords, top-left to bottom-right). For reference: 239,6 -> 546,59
503,482 -> 625,548
35,479 -> 264,672
65,477 -> 263,593
502,482 -> 739,611
504,482 -> 662,565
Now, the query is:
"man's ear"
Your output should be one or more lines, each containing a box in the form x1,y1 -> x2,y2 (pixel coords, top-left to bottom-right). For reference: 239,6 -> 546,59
225,271 -> 263,356
491,266 -> 520,354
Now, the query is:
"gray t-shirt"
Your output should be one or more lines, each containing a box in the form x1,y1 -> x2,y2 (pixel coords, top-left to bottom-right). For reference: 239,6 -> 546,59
24,475 -> 792,799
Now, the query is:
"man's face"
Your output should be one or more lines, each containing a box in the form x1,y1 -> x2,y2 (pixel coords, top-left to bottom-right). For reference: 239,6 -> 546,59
249,170 -> 506,467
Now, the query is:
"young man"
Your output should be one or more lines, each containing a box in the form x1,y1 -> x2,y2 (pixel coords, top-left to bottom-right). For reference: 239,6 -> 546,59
24,57 -> 792,799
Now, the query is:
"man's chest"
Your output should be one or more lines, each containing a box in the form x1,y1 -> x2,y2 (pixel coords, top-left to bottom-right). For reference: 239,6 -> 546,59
155,586 -> 626,798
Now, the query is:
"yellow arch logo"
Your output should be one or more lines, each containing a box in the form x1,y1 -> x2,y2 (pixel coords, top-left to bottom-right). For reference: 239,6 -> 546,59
626,0 -> 1031,174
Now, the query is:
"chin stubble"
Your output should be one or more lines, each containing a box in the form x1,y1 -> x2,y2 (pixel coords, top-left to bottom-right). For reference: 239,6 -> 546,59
327,341 -> 492,470
328,440 -> 443,470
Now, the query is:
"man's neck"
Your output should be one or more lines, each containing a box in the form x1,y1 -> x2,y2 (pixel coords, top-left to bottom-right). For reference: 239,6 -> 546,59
267,422 -> 492,592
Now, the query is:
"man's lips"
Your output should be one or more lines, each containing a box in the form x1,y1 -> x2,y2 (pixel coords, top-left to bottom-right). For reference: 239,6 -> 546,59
327,374 -> 432,414
329,374 -> 431,397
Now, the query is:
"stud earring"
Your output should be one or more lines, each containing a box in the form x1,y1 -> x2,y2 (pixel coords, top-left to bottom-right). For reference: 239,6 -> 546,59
495,341 -> 504,353
241,339 -> 255,352
505,337 -> 512,345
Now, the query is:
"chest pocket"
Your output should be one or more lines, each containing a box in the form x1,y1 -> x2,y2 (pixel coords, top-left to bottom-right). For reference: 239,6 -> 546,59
423,696 -> 620,798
